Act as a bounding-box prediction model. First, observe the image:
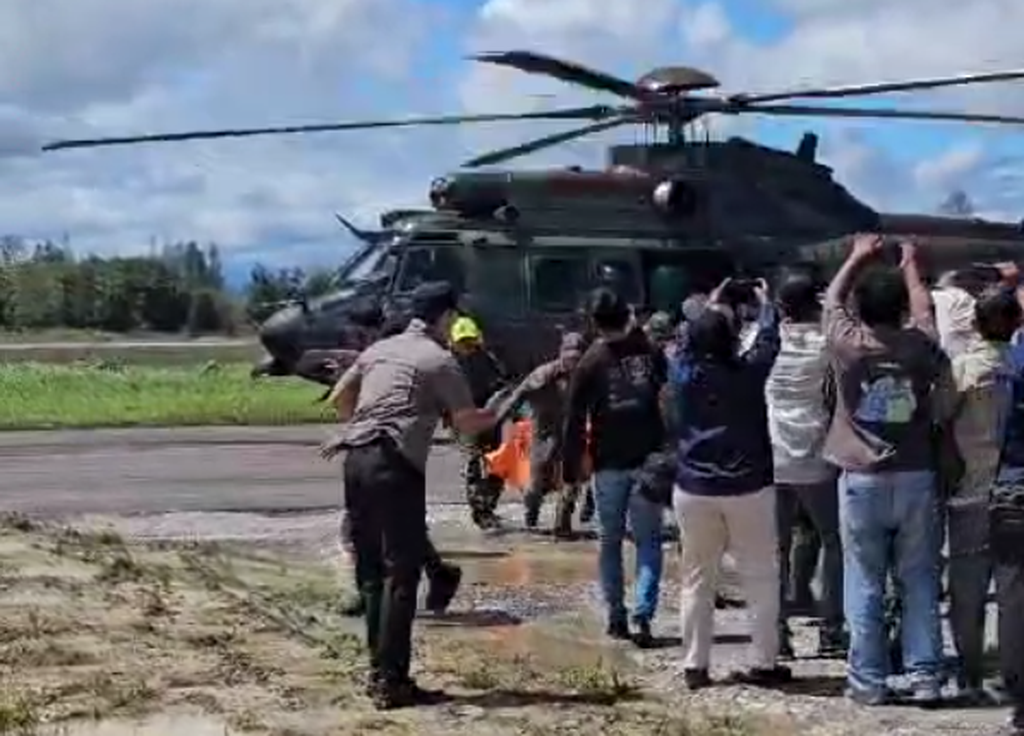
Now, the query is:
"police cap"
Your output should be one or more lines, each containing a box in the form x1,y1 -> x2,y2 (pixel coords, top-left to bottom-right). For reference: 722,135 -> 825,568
411,281 -> 458,323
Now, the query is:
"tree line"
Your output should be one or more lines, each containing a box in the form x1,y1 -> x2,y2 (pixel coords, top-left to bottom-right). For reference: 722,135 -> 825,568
0,235 -> 339,334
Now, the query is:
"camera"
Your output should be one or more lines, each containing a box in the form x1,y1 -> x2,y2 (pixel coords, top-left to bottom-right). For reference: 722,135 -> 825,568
878,237 -> 903,266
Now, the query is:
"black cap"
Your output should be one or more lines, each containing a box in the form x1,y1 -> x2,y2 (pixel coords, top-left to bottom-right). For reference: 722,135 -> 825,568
411,281 -> 458,323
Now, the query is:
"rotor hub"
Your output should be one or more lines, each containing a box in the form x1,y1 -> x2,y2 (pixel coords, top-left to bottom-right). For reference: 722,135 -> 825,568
636,66 -> 721,97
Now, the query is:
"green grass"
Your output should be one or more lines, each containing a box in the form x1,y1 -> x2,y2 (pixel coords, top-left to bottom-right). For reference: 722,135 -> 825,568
0,362 -> 331,430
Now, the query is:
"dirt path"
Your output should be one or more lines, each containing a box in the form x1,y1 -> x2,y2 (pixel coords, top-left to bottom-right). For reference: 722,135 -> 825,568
0,515 -> 784,736
1,511 -> 1016,736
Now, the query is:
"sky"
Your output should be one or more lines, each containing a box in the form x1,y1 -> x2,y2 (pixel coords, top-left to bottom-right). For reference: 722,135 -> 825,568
3,0 -> 1024,277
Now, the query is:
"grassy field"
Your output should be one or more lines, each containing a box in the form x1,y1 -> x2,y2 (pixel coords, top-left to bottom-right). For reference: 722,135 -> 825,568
0,362 -> 331,430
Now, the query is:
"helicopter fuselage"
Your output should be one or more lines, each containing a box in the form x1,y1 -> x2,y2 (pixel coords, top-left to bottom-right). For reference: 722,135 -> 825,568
254,138 -> 1024,388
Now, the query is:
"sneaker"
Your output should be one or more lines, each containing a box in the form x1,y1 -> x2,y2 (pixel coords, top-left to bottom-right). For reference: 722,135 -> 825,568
846,686 -> 891,707
424,565 -> 462,614
727,665 -> 793,687
606,619 -> 632,641
632,618 -> 655,649
909,683 -> 942,709
684,668 -> 712,690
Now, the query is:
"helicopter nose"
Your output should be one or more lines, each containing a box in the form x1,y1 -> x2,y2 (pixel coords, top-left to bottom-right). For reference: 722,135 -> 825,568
257,304 -> 305,365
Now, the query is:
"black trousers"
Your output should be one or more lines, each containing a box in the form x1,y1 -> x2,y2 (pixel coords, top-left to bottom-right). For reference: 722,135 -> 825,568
343,440 -> 430,686
776,480 -> 844,636
341,508 -> 446,582
998,562 -> 1024,728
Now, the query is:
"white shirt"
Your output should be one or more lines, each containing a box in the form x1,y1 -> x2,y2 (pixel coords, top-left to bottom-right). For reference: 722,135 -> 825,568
933,286 -> 979,360
765,322 -> 832,485
951,340 -> 1008,501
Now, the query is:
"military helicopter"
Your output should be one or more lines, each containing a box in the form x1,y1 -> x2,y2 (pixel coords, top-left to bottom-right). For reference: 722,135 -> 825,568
42,50 -> 1024,384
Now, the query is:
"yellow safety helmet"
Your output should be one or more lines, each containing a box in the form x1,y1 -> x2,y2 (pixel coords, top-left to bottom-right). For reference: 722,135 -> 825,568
450,315 -> 483,344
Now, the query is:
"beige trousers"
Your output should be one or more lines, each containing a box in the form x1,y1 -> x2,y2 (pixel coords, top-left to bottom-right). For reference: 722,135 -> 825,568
672,485 -> 780,669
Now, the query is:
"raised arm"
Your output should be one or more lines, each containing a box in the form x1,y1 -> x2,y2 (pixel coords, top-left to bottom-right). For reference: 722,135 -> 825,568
742,279 -> 780,372
823,233 -> 882,345
900,240 -> 936,338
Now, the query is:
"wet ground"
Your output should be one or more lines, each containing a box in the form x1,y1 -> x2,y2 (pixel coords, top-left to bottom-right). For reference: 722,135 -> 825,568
1,428 -> 1017,735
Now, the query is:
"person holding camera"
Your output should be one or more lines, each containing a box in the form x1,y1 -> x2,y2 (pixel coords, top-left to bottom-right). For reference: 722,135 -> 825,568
822,235 -> 957,706
668,276 -> 790,689
766,270 -> 846,659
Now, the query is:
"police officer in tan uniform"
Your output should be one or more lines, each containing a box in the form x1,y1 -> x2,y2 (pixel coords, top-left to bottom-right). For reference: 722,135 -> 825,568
322,281 -> 498,710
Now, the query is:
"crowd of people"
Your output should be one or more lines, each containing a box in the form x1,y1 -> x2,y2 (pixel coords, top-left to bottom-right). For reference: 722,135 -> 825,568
321,234 -> 1024,732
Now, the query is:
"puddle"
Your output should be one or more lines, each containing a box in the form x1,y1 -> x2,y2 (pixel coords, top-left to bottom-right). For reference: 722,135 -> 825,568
482,619 -> 637,673
464,546 -> 596,586
47,713 -> 229,736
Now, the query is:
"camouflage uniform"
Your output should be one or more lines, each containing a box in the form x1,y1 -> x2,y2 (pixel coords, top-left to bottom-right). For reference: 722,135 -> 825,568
496,333 -> 587,535
454,344 -> 509,529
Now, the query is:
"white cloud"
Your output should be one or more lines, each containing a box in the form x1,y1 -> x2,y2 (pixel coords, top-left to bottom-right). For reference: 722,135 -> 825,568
3,0 -> 442,263
6,0 -> 1024,270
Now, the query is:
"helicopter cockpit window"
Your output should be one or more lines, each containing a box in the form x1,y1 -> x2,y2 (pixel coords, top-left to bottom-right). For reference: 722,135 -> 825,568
342,244 -> 394,283
395,246 -> 466,294
531,256 -> 590,311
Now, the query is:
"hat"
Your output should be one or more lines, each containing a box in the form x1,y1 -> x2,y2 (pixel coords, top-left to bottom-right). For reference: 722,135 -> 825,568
450,315 -> 482,343
681,294 -> 708,322
411,281 -> 458,323
645,311 -> 674,342
559,332 -> 585,357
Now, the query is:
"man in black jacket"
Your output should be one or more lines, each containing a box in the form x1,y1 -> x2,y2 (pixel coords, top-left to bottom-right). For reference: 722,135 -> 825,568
564,288 -> 667,648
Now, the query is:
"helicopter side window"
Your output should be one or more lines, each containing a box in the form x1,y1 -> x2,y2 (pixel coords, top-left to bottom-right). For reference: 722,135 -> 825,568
467,246 -> 526,315
530,256 -> 590,311
395,246 -> 466,294
592,258 -> 642,304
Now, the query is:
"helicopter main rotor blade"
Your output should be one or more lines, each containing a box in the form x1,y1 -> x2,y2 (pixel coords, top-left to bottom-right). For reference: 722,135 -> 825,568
41,106 -> 621,151
732,69 -> 1024,104
472,50 -> 645,100
462,117 -> 633,168
732,102 -> 1024,126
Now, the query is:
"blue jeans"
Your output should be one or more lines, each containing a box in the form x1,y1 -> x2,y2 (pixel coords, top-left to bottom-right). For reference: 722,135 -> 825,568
593,468 -> 664,624
839,470 -> 943,696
